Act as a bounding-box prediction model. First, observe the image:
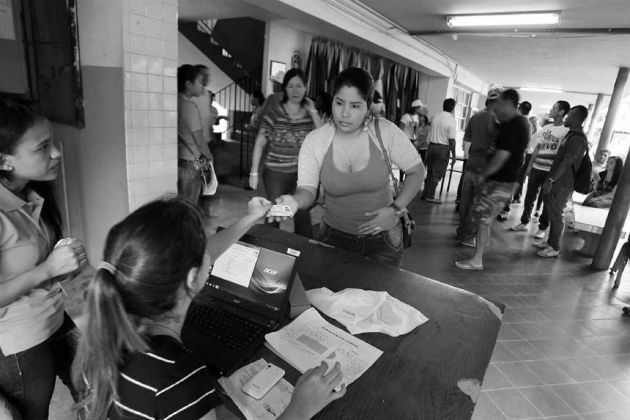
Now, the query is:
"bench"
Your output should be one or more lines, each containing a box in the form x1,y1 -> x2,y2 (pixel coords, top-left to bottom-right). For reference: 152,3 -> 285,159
571,193 -> 630,257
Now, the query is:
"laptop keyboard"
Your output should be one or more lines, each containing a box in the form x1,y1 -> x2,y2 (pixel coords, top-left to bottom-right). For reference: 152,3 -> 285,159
186,304 -> 267,351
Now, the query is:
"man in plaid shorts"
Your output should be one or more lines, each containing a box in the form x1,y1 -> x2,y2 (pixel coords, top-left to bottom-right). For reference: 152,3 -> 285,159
456,89 -> 530,270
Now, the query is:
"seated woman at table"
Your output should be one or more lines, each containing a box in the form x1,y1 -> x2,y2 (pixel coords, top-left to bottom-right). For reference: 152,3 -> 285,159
272,67 -> 425,267
72,196 -> 345,420
583,155 -> 623,208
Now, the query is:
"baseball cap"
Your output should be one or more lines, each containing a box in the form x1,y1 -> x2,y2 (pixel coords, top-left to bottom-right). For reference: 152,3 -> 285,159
411,99 -> 424,108
487,86 -> 503,100
270,71 -> 285,84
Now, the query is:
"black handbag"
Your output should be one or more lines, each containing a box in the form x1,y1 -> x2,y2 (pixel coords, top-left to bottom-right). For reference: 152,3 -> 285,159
373,119 -> 415,248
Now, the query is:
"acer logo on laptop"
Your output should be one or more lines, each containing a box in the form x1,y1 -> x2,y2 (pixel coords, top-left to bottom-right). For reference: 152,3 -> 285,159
263,267 -> 278,276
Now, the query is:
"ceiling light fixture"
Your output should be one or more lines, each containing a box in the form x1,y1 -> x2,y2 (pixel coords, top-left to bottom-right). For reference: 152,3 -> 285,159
446,12 -> 560,28
520,87 -> 564,94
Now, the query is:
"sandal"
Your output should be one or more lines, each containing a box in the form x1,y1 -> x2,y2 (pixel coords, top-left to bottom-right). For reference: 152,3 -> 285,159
455,260 -> 484,271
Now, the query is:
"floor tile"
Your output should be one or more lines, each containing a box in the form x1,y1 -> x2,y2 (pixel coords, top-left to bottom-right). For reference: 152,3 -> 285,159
551,358 -> 602,382
524,360 -> 574,385
577,356 -> 630,380
608,379 -> 630,397
577,381 -> 630,413
481,364 -> 515,390
530,339 -> 574,359
487,389 -> 543,419
490,342 -> 521,363
510,323 -> 550,340
498,324 -> 526,341
496,362 -> 546,387
519,386 -> 576,417
503,340 -> 546,361
549,384 -> 608,414
471,392 -> 507,420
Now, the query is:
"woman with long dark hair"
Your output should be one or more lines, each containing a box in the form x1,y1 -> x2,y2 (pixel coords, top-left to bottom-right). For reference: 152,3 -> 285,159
249,68 -> 322,237
583,155 -> 624,208
272,68 -> 425,267
73,196 -> 345,420
0,101 -> 87,419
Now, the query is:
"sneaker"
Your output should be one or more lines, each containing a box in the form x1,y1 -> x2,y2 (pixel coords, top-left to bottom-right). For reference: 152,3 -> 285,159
534,229 -> 546,239
537,246 -> 559,258
510,223 -> 528,232
425,197 -> 443,204
496,214 -> 508,222
461,238 -> 476,248
532,241 -> 548,250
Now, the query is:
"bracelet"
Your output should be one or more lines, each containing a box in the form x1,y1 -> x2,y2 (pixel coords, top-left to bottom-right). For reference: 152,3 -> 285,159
250,172 -> 258,176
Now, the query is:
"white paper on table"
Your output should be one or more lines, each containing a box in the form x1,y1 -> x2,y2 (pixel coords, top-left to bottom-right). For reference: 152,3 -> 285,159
218,358 -> 293,420
211,243 -> 260,287
305,287 -> 429,336
265,308 -> 383,386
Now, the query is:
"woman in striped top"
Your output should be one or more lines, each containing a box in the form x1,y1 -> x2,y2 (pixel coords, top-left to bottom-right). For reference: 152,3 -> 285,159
73,197 -> 345,420
250,69 -> 322,237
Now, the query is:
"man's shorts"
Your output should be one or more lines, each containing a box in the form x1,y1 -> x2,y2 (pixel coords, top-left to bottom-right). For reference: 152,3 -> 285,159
469,180 -> 516,226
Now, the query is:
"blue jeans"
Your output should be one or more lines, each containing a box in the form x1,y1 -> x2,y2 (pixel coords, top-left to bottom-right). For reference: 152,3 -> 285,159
178,159 -> 202,205
544,187 -> 573,251
0,314 -> 78,420
319,221 -> 404,267
423,143 -> 450,199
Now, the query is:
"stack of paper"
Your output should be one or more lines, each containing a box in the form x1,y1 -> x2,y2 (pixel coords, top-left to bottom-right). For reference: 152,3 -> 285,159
265,308 -> 383,386
218,358 -> 293,420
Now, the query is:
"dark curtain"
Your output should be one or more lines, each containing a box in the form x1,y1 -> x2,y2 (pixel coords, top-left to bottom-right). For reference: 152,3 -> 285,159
305,37 -> 429,122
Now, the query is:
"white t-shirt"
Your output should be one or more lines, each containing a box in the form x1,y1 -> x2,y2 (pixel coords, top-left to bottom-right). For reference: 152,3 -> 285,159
428,111 -> 457,146
178,93 -> 202,161
297,119 -> 423,189
399,113 -> 419,139
191,89 -> 217,143
531,123 -> 570,172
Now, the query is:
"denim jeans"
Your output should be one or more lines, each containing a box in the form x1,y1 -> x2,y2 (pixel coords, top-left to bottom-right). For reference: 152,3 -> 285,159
513,153 -> 532,201
521,168 -> 548,225
319,221 -> 403,267
178,159 -> 203,205
544,187 -> 573,251
263,168 -> 313,238
423,143 -> 450,199
0,314 -> 78,420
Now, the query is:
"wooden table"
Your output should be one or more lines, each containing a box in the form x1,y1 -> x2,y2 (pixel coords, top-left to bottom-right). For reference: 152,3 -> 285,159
227,225 -> 503,420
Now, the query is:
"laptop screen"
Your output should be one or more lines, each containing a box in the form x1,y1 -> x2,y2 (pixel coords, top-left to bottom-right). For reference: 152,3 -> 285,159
206,236 -> 298,317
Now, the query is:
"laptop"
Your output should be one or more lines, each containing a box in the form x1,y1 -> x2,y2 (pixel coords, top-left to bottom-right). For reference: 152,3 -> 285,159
182,233 -> 300,376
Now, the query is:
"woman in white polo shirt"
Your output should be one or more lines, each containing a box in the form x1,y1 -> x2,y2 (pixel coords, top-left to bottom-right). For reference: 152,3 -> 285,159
0,101 -> 87,418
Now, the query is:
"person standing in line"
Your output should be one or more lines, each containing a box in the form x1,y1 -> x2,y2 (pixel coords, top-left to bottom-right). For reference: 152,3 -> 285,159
455,89 -> 530,270
192,65 -> 218,148
246,90 -> 266,134
456,87 -> 502,244
511,101 -> 535,203
0,101 -> 88,419
249,69 -> 322,237
422,98 -> 457,204
415,114 -> 430,162
509,100 -> 570,237
177,65 -> 213,205
370,91 -> 387,119
533,106 -> 590,257
590,148 -> 611,189
399,99 -> 424,146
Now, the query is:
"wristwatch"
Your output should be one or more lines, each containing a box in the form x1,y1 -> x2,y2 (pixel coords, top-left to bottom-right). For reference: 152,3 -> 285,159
389,202 -> 408,217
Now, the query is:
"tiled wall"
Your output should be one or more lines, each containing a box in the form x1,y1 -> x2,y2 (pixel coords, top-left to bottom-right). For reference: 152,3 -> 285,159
122,0 -> 178,210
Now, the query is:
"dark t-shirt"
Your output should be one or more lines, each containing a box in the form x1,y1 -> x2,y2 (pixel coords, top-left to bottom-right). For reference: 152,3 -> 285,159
108,335 -> 221,420
489,115 -> 530,183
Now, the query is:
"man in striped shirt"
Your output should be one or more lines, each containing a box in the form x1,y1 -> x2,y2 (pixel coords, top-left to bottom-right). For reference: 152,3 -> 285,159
510,100 -> 570,237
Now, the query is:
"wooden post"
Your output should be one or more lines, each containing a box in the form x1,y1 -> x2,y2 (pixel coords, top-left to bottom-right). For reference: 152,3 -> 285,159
595,67 -> 629,155
592,139 -> 630,270
586,93 -> 605,144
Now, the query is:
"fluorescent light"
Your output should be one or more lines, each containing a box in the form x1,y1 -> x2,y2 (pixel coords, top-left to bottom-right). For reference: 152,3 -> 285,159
446,12 -> 560,28
521,87 -> 564,94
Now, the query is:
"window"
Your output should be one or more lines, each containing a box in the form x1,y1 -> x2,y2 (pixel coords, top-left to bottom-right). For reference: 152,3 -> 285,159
453,86 -> 472,132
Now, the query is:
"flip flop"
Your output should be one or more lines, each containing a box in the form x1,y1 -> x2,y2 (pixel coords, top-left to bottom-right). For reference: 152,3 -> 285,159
455,260 -> 484,271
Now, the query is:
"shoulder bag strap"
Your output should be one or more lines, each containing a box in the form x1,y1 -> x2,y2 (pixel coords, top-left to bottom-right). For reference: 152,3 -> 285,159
373,118 -> 401,196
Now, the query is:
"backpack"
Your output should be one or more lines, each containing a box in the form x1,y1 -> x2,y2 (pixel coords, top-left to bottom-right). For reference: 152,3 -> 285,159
572,133 -> 592,194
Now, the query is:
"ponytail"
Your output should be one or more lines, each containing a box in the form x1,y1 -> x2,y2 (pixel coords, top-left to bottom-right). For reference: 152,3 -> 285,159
73,269 -> 148,420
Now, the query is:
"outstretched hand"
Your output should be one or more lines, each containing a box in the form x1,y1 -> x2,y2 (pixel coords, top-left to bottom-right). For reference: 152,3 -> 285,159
267,195 -> 299,223
248,197 -> 273,220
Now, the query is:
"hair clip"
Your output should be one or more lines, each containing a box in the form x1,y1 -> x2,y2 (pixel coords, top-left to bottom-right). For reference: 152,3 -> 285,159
98,261 -> 117,276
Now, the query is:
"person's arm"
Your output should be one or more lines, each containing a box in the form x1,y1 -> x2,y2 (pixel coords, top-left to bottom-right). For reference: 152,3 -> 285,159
249,132 -> 268,189
547,135 -> 586,183
304,98 -> 323,129
482,150 -> 512,180
0,242 -> 84,307
191,130 -> 212,159
448,117 -> 457,164
448,138 -> 456,165
205,197 -> 272,261
463,118 -> 472,144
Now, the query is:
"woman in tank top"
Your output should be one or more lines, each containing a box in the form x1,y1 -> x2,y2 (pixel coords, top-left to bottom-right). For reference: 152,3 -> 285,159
270,68 -> 425,267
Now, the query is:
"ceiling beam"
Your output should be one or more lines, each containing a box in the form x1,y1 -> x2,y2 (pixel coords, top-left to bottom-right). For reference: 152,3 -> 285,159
410,28 -> 630,36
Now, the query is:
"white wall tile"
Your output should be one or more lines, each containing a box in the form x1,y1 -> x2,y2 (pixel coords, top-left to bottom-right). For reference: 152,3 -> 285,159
163,77 -> 177,94
130,34 -> 148,55
130,14 -> 148,36
146,2 -> 162,20
147,74 -> 162,92
131,73 -> 147,91
163,128 -> 177,143
162,4 -> 177,23
134,128 -> 149,146
163,59 -> 177,77
164,111 -> 177,127
148,110 -> 163,127
163,146 -> 177,161
146,39 -> 163,58
124,72 -> 133,90
163,93 -> 176,111
131,54 -> 148,73
147,57 -> 163,75
148,128 -> 163,143
132,110 -> 148,128
147,92 -> 163,110
163,41 -> 177,59
149,144 -> 164,161
131,92 -> 148,110
146,18 -> 162,39
162,23 -> 177,41
133,146 -> 149,163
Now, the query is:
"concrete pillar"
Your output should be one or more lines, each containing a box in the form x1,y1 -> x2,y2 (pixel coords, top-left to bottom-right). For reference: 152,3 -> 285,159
592,143 -> 630,269
586,93 -> 605,142
595,67 -> 629,156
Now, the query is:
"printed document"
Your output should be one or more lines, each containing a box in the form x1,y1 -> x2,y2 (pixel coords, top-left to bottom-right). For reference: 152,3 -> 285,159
218,358 -> 293,420
265,308 -> 382,386
211,243 -> 260,287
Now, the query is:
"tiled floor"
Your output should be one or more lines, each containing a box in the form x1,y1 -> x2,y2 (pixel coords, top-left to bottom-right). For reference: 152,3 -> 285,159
50,179 -> 630,420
